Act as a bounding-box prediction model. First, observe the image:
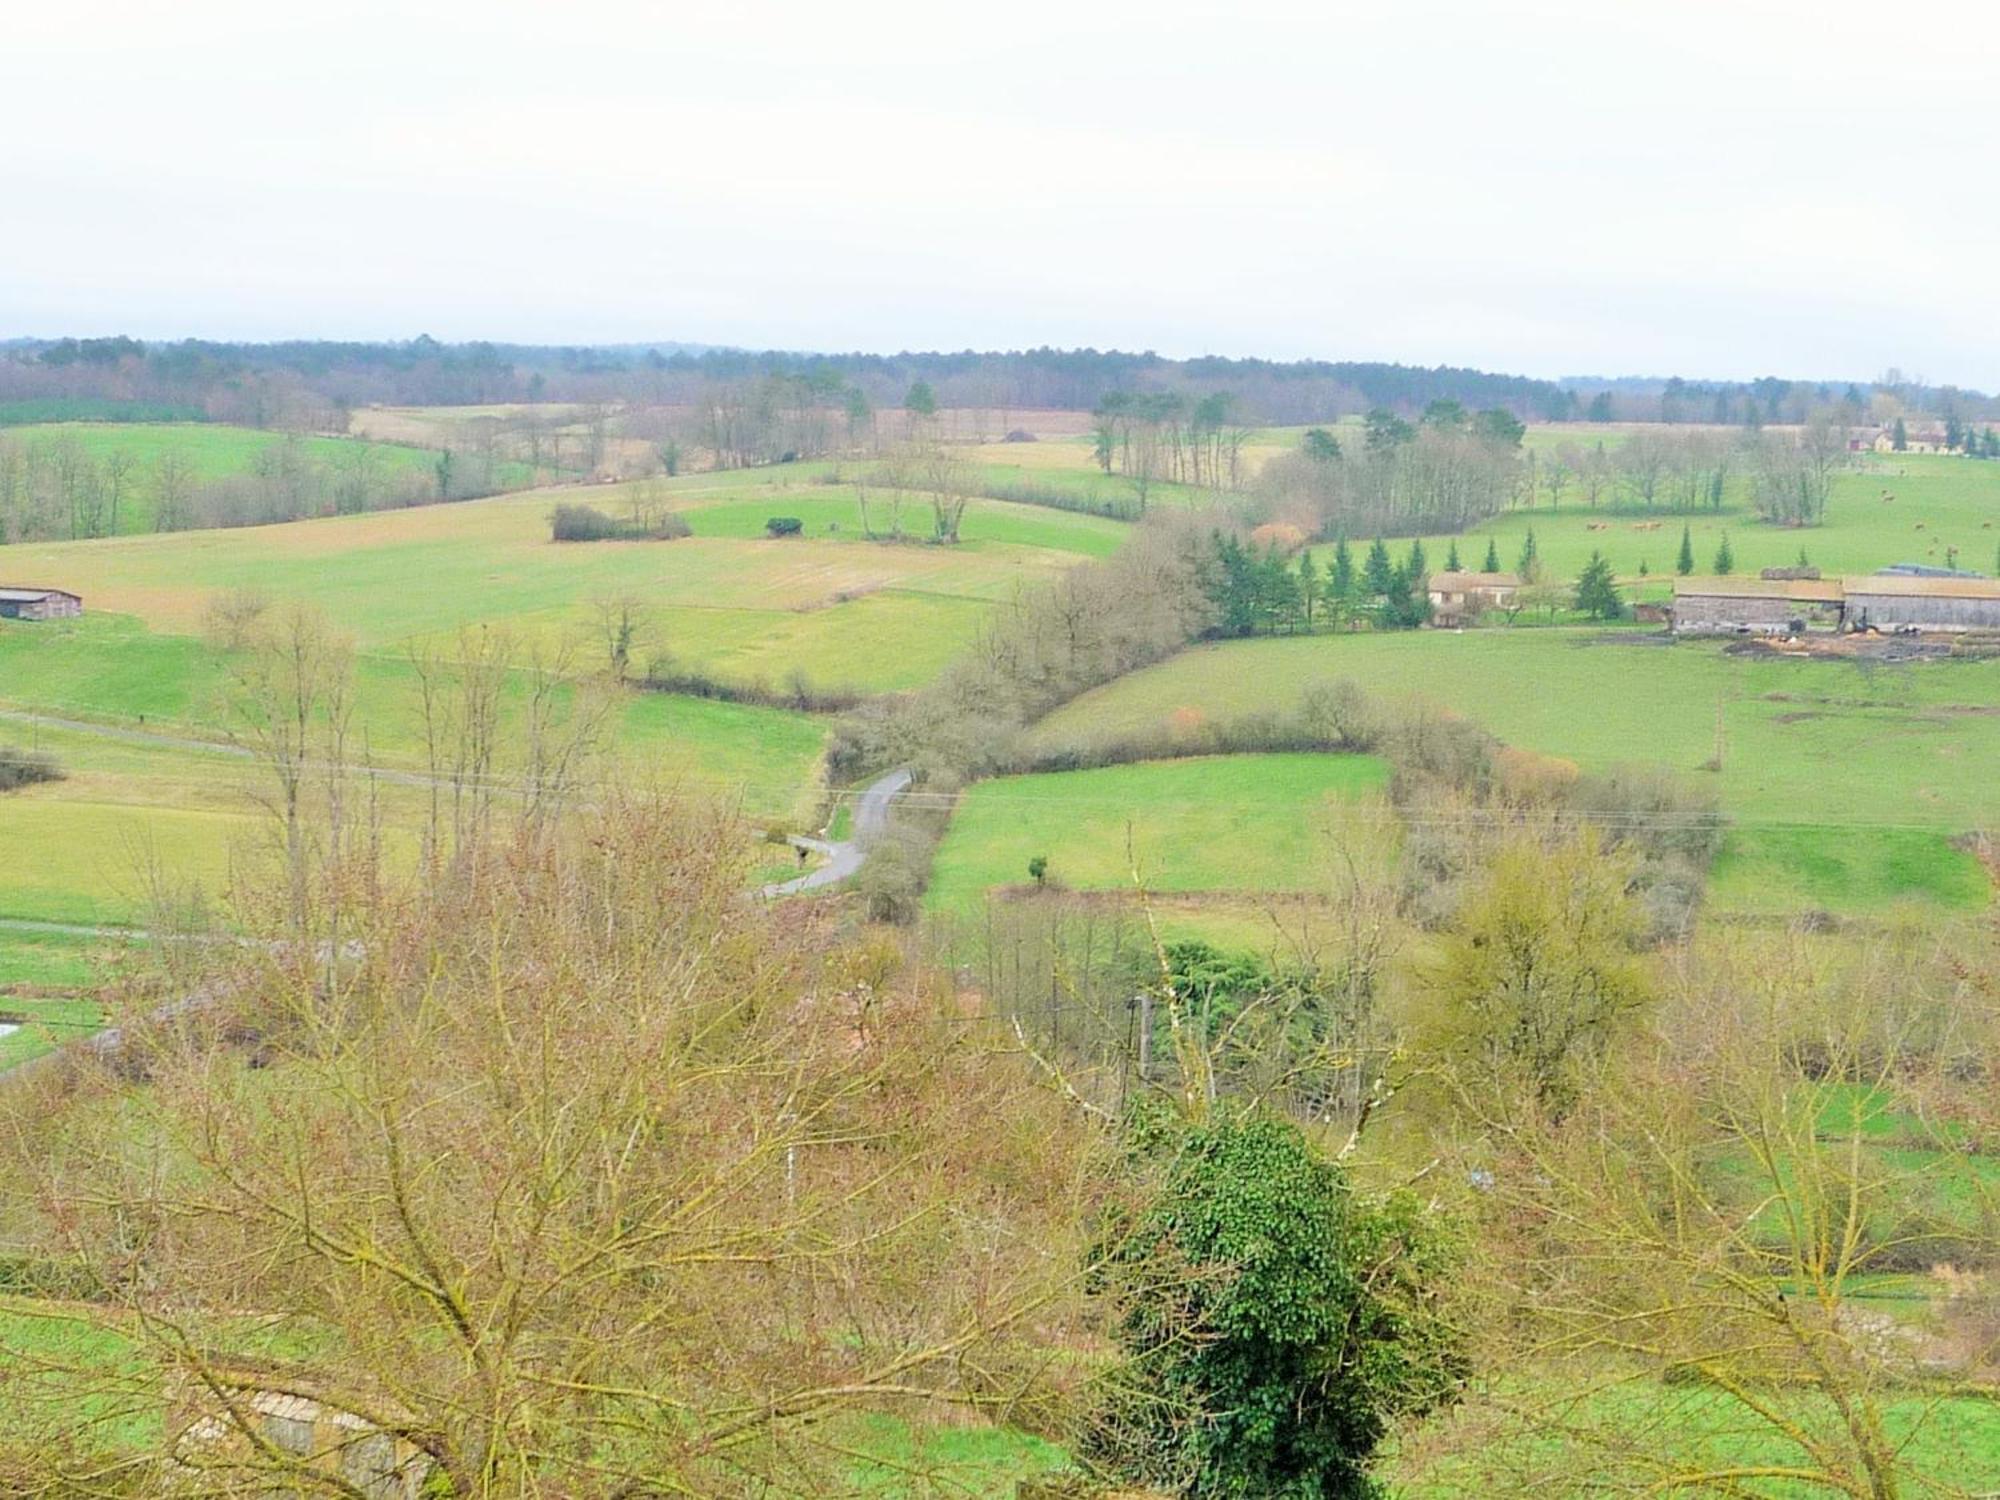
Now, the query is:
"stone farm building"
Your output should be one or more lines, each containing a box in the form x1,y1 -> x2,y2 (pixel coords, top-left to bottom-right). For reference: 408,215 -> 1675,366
1672,573 -> 2000,634
1845,573 -> 2000,632
1427,570 -> 1521,627
0,587 -> 81,621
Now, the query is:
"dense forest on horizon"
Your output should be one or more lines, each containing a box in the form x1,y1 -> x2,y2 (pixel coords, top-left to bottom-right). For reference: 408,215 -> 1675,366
2,334 -> 1991,429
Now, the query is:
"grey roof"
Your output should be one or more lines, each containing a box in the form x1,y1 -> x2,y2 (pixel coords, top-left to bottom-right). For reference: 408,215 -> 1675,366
0,588 -> 78,603
1877,563 -> 1990,579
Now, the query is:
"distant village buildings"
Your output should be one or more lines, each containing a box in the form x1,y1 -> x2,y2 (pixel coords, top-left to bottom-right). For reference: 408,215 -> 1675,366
0,587 -> 82,620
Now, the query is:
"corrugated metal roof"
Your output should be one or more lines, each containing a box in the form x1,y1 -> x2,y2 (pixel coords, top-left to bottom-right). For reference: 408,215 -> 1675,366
1672,577 -> 1846,603
1844,574 -> 2000,599
0,588 -> 75,603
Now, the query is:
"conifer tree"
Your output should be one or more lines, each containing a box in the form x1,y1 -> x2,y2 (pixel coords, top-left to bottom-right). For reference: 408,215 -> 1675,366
1406,538 -> 1428,584
1676,525 -> 1695,576
1517,528 -> 1540,582
1445,539 -> 1461,571
1297,551 -> 1319,630
1483,536 -> 1501,573
1363,538 -> 1395,598
1326,537 -> 1357,630
1713,534 -> 1735,575
1575,550 -> 1622,619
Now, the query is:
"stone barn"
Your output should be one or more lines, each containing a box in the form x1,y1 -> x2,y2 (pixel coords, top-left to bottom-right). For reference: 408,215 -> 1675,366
1671,577 -> 1846,635
1844,574 -> 2000,632
0,587 -> 82,621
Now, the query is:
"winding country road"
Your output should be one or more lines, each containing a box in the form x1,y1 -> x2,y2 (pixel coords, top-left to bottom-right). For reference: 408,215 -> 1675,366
761,768 -> 913,898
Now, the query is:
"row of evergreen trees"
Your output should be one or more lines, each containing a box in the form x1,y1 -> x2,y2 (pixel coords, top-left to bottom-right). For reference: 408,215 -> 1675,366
1201,532 -> 1433,635
1198,527 -> 1643,637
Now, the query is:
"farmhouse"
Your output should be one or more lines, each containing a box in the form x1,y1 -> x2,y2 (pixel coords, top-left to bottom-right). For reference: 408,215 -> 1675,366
1427,570 -> 1521,627
1844,573 -> 2000,633
1670,576 -> 1846,635
1872,425 -> 1948,455
0,587 -> 82,621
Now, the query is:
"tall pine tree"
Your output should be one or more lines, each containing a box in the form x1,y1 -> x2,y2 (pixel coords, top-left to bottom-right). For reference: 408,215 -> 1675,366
1517,528 -> 1539,582
1445,540 -> 1461,571
1676,525 -> 1695,576
1326,537 -> 1357,630
1713,534 -> 1735,575
1363,538 -> 1395,598
1482,536 -> 1501,573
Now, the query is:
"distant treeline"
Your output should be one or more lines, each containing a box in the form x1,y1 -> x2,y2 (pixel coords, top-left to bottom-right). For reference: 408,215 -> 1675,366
6,335 -> 1991,427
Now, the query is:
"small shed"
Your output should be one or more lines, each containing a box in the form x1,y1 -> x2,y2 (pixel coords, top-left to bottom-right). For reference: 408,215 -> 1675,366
0,587 -> 82,621
1671,577 -> 1845,635
1427,570 -> 1521,627
170,1357 -> 431,1498
1844,574 -> 2000,633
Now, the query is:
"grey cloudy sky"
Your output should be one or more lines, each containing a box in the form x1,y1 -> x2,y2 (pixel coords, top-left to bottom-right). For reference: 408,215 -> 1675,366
3,0 -> 1994,385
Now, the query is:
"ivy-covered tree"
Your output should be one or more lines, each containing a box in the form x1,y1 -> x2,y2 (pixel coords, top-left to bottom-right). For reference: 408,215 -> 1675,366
1084,1110 -> 1465,1500
1575,550 -> 1622,619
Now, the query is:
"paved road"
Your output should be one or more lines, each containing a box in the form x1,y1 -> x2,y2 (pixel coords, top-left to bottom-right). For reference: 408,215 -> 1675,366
761,768 -> 912,898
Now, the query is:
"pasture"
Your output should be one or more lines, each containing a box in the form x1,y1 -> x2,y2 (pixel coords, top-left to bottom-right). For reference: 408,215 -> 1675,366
0,479 -> 1119,691
0,422 -> 483,534
1029,629 -> 2000,914
926,753 -> 1390,919
0,465 -> 1134,924
1419,451 -> 2000,590
0,628 -> 829,925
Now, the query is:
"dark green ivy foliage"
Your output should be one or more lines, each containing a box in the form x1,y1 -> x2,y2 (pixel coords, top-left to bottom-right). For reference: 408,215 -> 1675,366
1085,1110 -> 1465,1500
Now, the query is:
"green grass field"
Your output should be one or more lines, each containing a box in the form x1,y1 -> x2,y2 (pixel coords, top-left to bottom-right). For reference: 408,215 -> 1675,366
1392,1374 -> 2000,1497
0,422 -> 513,534
0,926 -> 103,988
0,629 -> 829,924
1419,452 -> 2000,592
1030,630 -> 1999,915
2,480 -> 1114,691
0,464 -> 1133,924
927,754 -> 1390,917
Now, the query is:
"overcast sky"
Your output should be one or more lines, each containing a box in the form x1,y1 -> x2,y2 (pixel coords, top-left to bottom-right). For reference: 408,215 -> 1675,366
3,0 -> 1994,386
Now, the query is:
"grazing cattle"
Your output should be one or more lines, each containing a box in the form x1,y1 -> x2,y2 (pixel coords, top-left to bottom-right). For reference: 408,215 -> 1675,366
1915,522 -> 1926,531
1631,521 -> 1662,531
1586,521 -> 1610,532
